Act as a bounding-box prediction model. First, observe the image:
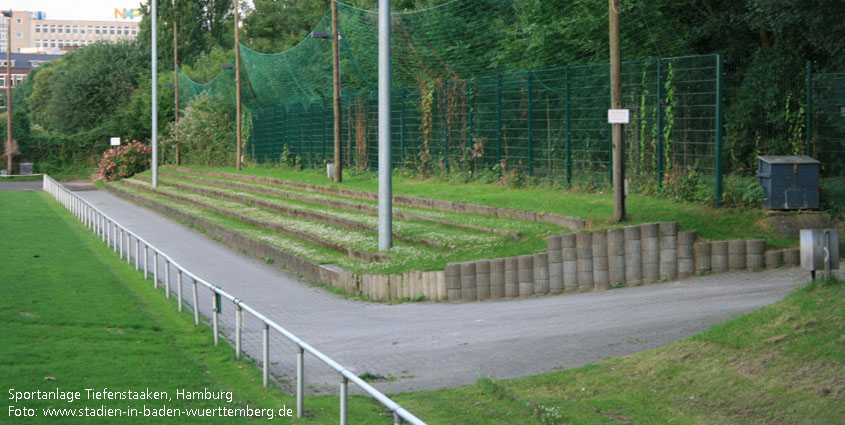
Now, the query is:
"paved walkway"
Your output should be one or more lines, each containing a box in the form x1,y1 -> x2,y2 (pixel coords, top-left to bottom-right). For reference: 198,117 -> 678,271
74,188 -> 838,394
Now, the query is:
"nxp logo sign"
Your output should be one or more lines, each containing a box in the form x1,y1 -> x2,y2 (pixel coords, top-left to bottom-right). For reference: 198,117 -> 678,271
114,8 -> 142,20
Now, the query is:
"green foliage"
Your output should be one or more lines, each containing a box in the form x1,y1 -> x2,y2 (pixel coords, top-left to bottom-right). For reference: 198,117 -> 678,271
819,177 -> 845,220
165,92 -> 235,166
656,168 -> 765,208
27,42 -> 147,135
97,140 -> 152,182
137,0 -> 233,67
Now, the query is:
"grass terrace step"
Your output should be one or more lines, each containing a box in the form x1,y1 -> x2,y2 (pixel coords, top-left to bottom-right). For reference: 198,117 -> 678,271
119,179 -> 393,263
158,170 -> 521,239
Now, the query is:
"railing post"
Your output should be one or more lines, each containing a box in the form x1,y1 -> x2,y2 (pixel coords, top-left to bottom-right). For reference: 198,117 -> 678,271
236,305 -> 243,359
126,232 -> 130,265
154,251 -> 159,289
144,245 -> 149,280
394,412 -> 403,425
657,58 -> 664,189
119,228 -> 124,259
263,323 -> 270,388
177,270 -> 183,312
296,346 -> 304,418
165,261 -> 170,298
212,291 -> 219,346
112,223 -> 116,252
135,239 -> 140,271
340,377 -> 348,425
192,279 -> 199,325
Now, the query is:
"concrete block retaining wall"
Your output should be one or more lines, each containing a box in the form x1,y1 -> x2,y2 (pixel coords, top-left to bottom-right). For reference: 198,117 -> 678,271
440,222 -> 802,302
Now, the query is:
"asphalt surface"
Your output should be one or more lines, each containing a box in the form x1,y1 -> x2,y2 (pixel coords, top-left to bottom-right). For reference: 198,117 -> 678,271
70,188 -> 836,395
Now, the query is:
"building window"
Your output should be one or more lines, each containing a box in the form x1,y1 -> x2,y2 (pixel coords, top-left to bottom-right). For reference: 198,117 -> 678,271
51,40 -> 56,47
35,25 -> 40,33
95,26 -> 100,34
16,18 -> 22,24
35,40 -> 40,47
132,28 -> 137,36
58,25 -> 63,33
50,25 -> 55,33
16,33 -> 21,39
0,75 -> 5,88
109,26 -> 115,35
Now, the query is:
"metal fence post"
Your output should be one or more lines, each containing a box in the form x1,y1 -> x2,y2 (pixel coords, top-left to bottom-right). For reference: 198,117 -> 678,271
400,87 -> 406,165
144,245 -> 149,280
296,346 -> 304,418
805,60 -> 812,156
566,66 -> 572,186
263,323 -> 270,387
135,239 -> 139,271
444,80 -> 450,162
192,279 -> 199,325
394,412 -> 403,425
119,228 -> 124,259
497,74 -> 503,165
526,72 -> 533,177
322,101 -> 328,161
657,58 -> 664,189
126,233 -> 130,264
715,54 -> 724,208
340,377 -> 348,425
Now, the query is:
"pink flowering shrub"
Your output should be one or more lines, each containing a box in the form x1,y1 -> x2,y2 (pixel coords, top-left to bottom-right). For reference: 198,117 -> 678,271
97,140 -> 152,182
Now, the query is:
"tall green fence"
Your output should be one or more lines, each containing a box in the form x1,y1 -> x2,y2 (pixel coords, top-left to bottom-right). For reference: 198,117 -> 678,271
251,54 -> 721,192
810,70 -> 845,176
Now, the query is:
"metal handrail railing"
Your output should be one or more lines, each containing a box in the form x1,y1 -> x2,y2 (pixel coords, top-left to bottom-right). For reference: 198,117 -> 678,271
42,175 -> 425,425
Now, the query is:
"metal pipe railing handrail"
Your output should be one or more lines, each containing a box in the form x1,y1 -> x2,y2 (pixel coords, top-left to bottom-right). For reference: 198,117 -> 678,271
42,175 -> 425,425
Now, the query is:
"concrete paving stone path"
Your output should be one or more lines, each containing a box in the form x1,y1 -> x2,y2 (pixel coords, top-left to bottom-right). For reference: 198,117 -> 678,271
73,188 -> 841,395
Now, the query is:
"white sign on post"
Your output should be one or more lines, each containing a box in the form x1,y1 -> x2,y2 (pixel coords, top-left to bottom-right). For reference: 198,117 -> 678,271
110,137 -> 121,146
607,109 -> 630,124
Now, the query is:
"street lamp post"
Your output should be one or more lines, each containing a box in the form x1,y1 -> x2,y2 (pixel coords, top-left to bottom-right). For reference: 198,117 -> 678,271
3,10 -> 13,175
233,1 -> 242,171
310,1 -> 343,183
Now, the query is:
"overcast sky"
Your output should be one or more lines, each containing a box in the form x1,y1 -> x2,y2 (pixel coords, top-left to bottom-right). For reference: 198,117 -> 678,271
6,0 -> 254,22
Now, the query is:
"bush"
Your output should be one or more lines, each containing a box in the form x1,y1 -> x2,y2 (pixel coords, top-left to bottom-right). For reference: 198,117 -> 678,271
164,92 -> 235,166
97,140 -> 151,182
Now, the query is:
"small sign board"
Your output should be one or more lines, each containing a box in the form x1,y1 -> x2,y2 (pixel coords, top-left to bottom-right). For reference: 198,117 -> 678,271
110,137 -> 121,146
607,109 -> 630,124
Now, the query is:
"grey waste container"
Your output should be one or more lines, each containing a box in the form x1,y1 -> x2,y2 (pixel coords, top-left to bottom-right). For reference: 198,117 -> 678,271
757,156 -> 820,210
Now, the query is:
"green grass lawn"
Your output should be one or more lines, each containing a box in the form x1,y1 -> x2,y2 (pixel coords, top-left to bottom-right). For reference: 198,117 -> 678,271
0,191 -> 396,424
184,164 -> 795,249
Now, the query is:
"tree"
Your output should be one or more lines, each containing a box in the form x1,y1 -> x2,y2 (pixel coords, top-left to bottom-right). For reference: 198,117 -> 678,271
137,0 -> 233,66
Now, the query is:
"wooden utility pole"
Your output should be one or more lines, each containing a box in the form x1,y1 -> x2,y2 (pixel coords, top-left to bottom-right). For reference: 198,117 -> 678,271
5,11 -> 13,175
173,10 -> 180,165
331,0 -> 342,182
609,0 -> 625,222
234,1 -> 242,170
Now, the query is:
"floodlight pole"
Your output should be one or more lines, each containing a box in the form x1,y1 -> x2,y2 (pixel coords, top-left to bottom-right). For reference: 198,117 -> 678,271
331,0 -> 342,183
378,0 -> 392,250
173,5 -> 180,165
234,0 -> 242,171
152,0 -> 158,187
4,10 -> 12,175
609,0 -> 625,221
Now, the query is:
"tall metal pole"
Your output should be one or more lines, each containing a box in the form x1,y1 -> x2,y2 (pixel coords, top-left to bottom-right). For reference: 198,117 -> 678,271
609,0 -> 625,222
151,0 -> 159,188
5,11 -> 12,175
331,0 -> 342,182
173,5 -> 180,165
378,0 -> 392,251
234,1 -> 242,170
